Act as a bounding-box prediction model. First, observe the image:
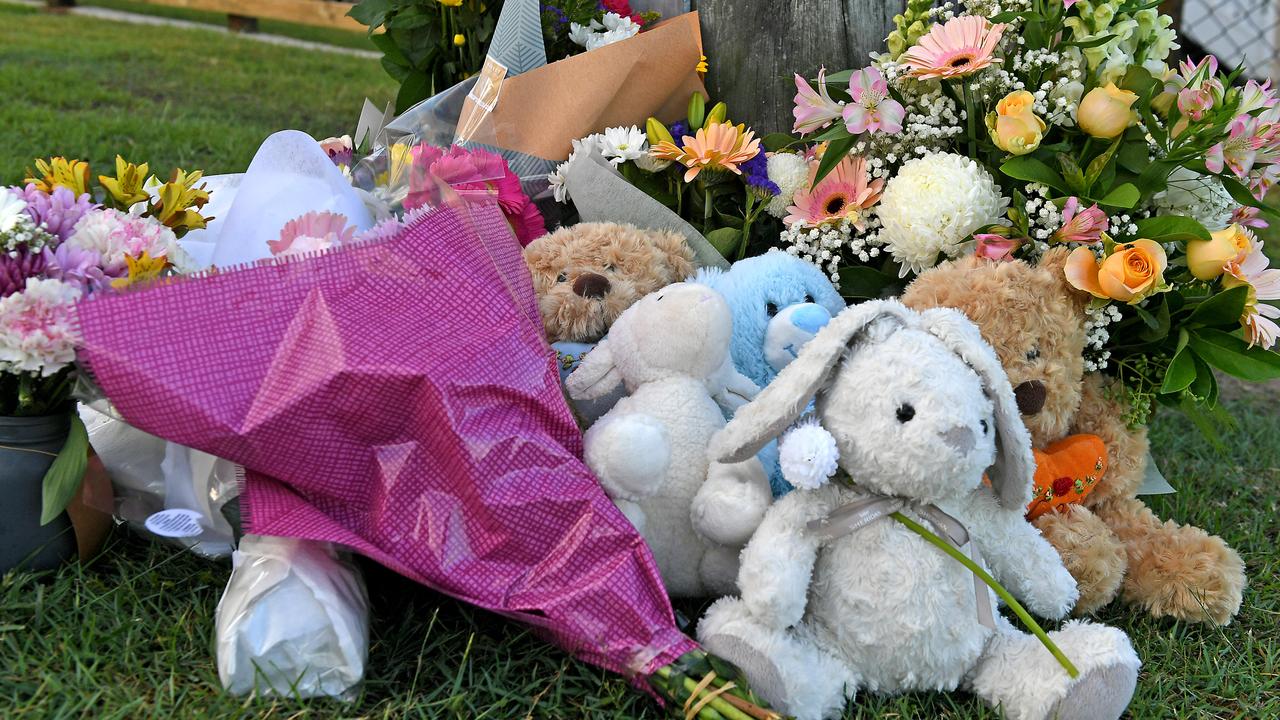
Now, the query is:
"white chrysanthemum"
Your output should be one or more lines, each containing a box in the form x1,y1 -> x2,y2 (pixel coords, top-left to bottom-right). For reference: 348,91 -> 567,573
548,161 -> 571,204
877,153 -> 1009,276
598,126 -> 648,165
0,191 -> 27,234
569,13 -> 639,52
766,153 -> 811,218
1152,166 -> 1235,230
0,278 -> 82,377
779,420 -> 839,490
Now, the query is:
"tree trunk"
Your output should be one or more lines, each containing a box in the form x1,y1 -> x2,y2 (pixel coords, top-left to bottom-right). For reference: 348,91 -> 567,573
695,0 -> 901,134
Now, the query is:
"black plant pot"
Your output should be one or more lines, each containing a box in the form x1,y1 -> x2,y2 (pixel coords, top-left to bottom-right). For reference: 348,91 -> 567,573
0,413 -> 78,573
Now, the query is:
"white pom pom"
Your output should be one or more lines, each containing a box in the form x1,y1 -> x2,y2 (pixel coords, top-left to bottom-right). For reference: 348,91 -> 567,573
778,420 -> 839,490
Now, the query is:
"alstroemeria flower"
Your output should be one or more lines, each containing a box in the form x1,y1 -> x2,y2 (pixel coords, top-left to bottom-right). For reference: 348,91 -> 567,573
1052,197 -> 1108,244
973,233 -> 1022,261
842,67 -> 905,135
1177,86 -> 1215,121
1238,79 -> 1277,115
792,68 -> 845,135
1231,205 -> 1268,230
1206,113 -> 1280,178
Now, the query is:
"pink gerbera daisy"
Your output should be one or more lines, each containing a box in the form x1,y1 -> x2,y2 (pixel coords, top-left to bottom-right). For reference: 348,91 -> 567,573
784,156 -> 884,230
900,16 -> 1007,81
269,211 -> 355,257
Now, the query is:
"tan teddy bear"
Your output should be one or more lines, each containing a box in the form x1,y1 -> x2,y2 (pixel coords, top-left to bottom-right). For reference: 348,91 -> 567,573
524,222 -> 695,343
902,248 -> 1246,624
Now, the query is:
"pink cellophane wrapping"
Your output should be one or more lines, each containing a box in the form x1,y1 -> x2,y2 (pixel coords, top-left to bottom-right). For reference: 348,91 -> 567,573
74,201 -> 695,679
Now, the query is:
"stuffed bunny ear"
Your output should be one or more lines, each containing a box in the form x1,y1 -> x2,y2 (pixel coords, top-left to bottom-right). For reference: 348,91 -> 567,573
566,339 -> 622,400
711,300 -> 916,464
919,307 -> 1036,510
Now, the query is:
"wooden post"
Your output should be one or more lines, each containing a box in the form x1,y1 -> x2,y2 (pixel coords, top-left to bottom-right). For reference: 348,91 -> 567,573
696,0 -> 901,134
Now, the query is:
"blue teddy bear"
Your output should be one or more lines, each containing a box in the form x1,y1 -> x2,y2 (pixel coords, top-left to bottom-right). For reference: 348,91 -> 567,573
695,251 -> 845,495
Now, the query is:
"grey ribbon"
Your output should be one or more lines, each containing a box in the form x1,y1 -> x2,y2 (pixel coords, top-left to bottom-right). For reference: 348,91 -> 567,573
807,494 -> 996,630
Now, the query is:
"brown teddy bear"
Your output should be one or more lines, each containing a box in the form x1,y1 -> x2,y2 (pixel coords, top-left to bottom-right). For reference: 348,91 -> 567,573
902,248 -> 1246,625
524,222 -> 695,343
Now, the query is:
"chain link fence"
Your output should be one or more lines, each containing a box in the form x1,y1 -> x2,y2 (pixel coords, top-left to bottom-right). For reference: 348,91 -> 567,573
1175,0 -> 1280,82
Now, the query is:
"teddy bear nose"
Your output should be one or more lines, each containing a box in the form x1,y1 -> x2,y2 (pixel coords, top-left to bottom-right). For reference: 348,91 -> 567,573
789,304 -> 831,334
1014,380 -> 1047,415
572,272 -> 611,299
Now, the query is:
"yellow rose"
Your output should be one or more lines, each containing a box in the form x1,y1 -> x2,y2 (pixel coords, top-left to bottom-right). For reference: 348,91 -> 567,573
986,91 -> 1047,155
1065,239 -> 1168,303
1187,224 -> 1252,280
1076,83 -> 1139,139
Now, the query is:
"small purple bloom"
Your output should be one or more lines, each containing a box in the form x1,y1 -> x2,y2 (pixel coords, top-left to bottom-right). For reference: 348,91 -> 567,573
14,184 -> 96,242
668,121 -> 690,140
541,3 -> 568,24
740,153 -> 780,196
43,244 -> 108,292
0,248 -> 48,297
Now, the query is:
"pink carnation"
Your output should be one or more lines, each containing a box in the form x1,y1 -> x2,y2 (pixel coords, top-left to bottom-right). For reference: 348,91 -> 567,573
65,208 -> 178,277
0,277 -> 82,376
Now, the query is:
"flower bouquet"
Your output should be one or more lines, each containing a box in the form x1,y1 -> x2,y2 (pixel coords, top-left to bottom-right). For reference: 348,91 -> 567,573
778,0 -> 1280,431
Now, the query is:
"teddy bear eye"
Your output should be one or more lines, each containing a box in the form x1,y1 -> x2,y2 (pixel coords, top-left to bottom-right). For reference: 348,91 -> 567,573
765,302 -> 779,317
556,272 -> 567,283
896,403 -> 915,423
1026,346 -> 1041,361
803,294 -> 813,304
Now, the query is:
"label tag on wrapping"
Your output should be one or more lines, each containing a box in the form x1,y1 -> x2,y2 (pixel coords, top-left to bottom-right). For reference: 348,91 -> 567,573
145,509 -> 204,538
457,57 -> 508,143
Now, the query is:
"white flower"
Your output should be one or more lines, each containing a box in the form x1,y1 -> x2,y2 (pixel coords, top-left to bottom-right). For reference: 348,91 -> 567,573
633,154 -> 672,173
876,153 -> 1009,276
569,13 -> 639,52
0,191 -> 27,234
598,126 -> 648,165
1152,167 -> 1235,230
766,153 -> 811,218
0,278 -> 82,377
548,161 -> 571,204
1047,80 -> 1084,126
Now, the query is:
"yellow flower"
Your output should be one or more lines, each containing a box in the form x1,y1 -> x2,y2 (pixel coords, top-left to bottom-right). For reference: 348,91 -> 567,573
1076,83 -> 1138,139
1065,239 -> 1168,304
25,157 -> 91,196
649,122 -> 762,183
149,169 -> 211,235
110,251 -> 170,290
453,33 -> 466,46
1187,224 -> 1253,280
98,155 -> 152,209
986,90 -> 1047,155
645,116 -> 675,146
696,54 -> 709,74
439,0 -> 462,6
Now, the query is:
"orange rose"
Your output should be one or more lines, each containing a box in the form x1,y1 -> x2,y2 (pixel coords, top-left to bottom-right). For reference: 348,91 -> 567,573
1065,239 -> 1168,303
1186,224 -> 1252,280
986,91 -> 1047,155
1077,83 -> 1138,139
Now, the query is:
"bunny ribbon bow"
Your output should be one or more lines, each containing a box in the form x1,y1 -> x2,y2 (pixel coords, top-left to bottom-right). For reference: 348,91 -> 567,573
807,493 -> 996,630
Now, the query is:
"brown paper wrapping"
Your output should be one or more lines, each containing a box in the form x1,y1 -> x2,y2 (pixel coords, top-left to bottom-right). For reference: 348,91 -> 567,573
457,12 -> 707,163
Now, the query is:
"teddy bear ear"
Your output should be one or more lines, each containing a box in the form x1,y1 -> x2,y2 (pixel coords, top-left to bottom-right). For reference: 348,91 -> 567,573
649,230 -> 696,282
1037,247 -> 1092,316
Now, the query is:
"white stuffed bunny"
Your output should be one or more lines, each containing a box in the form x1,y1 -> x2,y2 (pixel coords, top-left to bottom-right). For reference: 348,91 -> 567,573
567,282 -> 772,597
697,299 -> 1140,720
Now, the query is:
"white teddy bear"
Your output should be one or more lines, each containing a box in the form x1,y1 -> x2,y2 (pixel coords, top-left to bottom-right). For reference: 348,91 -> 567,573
697,299 -> 1141,720
567,282 -> 773,597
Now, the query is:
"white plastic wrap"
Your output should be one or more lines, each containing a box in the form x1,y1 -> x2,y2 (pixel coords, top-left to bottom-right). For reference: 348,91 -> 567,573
215,535 -> 370,699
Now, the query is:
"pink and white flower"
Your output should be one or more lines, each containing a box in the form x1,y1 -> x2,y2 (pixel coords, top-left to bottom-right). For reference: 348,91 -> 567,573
973,233 -> 1022,261
269,211 -> 356,257
1222,237 -> 1280,348
1206,113 -> 1280,178
842,67 -> 905,135
792,67 -> 845,135
0,277 -> 82,376
900,16 -> 1006,81
1237,79 -> 1277,115
1052,197 -> 1109,244
65,208 -> 180,277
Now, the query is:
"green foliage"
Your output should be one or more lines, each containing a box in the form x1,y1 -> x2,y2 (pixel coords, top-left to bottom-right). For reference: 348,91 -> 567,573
349,0 -> 501,112
39,412 -> 88,526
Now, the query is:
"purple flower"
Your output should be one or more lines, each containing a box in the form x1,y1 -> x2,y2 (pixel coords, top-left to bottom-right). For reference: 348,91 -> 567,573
14,184 -> 97,242
668,121 -> 690,140
0,248 -> 48,297
740,153 -> 780,196
542,3 -> 569,24
43,244 -> 108,292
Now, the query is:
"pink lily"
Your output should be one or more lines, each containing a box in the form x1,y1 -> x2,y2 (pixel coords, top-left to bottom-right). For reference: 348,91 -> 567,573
1206,113 -> 1280,178
792,67 -> 845,135
842,67 -> 906,135
1052,197 -> 1109,244
974,233 -> 1022,261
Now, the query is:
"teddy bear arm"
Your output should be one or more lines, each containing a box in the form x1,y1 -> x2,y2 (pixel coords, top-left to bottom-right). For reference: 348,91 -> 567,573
1070,373 -> 1150,503
690,458 -> 773,547
960,490 -> 1079,620
736,486 -> 839,628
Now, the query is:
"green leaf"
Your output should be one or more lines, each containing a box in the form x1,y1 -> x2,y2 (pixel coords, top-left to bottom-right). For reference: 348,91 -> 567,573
1119,65 -> 1158,96
1137,294 -> 1171,342
812,135 -> 857,187
40,413 -> 88,526
1057,153 -> 1086,194
347,0 -> 392,29
1065,33 -> 1119,50
837,266 -> 902,299
1159,347 -> 1197,394
1187,328 -> 1280,381
762,133 -> 800,152
370,32 -> 410,66
808,124 -> 854,143
1084,138 -> 1122,192
1117,137 -> 1150,174
1000,156 -> 1069,193
1220,175 -> 1280,221
1189,351 -> 1217,404
1132,215 -> 1211,243
1096,183 -> 1140,208
394,72 -> 430,114
823,69 -> 853,84
705,227 -> 741,257
1186,285 -> 1249,329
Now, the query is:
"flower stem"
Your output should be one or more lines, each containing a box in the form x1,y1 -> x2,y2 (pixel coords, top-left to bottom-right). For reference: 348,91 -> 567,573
889,511 -> 1080,679
962,79 -> 978,159
703,184 -> 713,235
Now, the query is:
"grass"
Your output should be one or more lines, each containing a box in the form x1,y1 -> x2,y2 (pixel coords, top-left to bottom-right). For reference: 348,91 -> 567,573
0,3 -> 394,185
76,0 -> 379,52
2,5 -> 1278,718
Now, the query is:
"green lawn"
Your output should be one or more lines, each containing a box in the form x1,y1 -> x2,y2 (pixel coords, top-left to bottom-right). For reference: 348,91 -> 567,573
2,5 -> 1279,719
